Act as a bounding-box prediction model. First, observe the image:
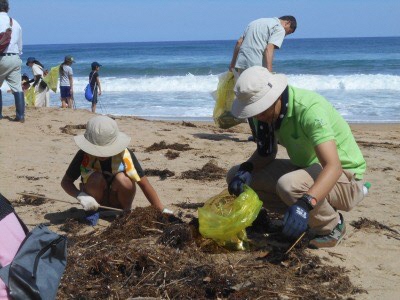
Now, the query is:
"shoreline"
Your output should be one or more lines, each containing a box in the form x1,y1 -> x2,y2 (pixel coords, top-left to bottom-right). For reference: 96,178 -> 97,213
1,105 -> 399,125
1,107 -> 400,299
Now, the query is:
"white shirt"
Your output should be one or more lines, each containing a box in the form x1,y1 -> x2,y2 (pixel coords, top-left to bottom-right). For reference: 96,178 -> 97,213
32,64 -> 43,76
0,12 -> 22,54
235,18 -> 285,69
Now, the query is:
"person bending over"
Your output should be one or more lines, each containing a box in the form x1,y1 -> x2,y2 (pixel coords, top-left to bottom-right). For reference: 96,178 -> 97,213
227,66 -> 367,248
230,16 -> 297,74
61,115 -> 171,214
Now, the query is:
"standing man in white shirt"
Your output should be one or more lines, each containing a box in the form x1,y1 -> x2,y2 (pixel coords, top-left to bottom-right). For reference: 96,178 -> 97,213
230,16 -> 297,74
0,0 -> 24,122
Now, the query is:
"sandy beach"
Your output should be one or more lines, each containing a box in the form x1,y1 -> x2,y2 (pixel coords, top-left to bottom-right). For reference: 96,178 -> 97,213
0,105 -> 399,299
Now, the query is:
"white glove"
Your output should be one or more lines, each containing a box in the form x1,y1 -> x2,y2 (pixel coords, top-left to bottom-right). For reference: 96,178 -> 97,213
77,192 -> 100,211
162,208 -> 174,215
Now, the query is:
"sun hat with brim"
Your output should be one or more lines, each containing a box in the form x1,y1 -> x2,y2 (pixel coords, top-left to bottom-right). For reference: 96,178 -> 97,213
74,116 -> 131,157
231,66 -> 288,119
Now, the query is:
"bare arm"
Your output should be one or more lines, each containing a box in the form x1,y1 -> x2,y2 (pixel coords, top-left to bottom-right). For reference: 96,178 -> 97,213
61,174 -> 80,198
264,43 -> 276,72
68,75 -> 73,93
96,76 -> 102,95
137,176 -> 164,211
307,140 -> 343,202
229,37 -> 243,70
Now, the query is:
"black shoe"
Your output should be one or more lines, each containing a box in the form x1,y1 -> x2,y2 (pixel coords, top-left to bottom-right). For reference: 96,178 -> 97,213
12,117 -> 25,123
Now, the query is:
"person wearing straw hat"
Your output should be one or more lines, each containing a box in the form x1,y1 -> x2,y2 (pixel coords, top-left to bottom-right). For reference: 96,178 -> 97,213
61,115 -> 172,216
226,66 -> 367,248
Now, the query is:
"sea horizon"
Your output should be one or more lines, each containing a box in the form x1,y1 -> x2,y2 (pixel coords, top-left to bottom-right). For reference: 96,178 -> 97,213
24,35 -> 400,47
2,37 -> 400,123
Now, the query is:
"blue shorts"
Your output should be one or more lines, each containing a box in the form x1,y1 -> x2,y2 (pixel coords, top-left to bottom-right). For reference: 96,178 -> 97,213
60,86 -> 71,99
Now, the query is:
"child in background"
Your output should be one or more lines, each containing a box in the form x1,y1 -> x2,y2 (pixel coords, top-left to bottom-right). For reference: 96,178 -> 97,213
7,74 -> 31,95
59,55 -> 74,108
21,73 -> 31,92
89,62 -> 102,113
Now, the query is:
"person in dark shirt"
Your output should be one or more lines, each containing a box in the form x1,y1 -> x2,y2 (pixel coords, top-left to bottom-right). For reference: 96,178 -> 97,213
61,115 -> 171,214
89,61 -> 102,113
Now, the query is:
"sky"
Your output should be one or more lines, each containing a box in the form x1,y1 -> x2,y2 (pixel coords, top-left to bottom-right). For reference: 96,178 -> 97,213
9,0 -> 400,45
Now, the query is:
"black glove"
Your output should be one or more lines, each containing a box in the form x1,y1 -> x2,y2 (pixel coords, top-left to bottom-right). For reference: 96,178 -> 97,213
282,196 -> 314,239
228,162 -> 253,196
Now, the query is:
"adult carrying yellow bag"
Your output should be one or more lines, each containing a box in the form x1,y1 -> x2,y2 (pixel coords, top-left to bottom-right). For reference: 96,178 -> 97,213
212,71 -> 244,129
198,185 -> 262,250
25,86 -> 36,107
42,65 -> 60,93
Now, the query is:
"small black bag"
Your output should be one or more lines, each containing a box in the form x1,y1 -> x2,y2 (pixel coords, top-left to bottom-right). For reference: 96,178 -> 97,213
0,194 -> 67,300
39,80 -> 48,90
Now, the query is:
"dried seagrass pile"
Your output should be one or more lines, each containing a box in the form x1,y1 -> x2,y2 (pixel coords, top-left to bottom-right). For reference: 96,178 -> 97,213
58,207 -> 363,299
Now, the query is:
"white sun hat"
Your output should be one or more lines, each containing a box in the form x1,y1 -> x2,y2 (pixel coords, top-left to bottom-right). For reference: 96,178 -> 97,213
231,66 -> 288,119
74,116 -> 131,157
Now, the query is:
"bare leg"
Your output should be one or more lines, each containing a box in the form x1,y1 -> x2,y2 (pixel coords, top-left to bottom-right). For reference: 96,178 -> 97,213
109,172 -> 136,210
68,97 -> 74,109
91,103 -> 96,113
82,172 -> 107,203
61,98 -> 68,108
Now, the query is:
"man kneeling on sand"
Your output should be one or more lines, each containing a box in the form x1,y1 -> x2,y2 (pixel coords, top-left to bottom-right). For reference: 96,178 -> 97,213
227,66 -> 367,248
61,116 -> 172,218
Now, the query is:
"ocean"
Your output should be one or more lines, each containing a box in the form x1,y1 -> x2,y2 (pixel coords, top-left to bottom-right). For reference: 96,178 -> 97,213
2,37 -> 400,123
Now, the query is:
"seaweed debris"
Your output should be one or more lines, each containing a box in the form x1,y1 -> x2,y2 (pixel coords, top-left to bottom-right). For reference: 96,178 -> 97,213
144,169 -> 175,180
180,161 -> 226,181
60,124 -> 86,135
145,141 -> 193,152
58,206 -> 364,299
165,150 -> 180,160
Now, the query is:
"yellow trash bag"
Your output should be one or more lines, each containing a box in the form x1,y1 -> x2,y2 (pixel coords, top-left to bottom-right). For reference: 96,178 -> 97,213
42,65 -> 60,93
212,71 -> 244,129
198,185 -> 262,250
25,86 -> 36,107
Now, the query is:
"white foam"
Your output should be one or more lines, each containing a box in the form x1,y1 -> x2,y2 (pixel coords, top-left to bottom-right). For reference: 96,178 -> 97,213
289,74 -> 400,91
70,73 -> 400,93
4,73 -> 398,93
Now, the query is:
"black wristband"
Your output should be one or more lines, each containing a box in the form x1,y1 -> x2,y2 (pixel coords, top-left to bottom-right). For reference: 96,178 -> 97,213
238,161 -> 254,173
297,195 -> 315,211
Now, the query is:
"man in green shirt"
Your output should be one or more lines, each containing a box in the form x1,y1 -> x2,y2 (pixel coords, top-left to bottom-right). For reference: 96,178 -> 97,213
227,66 -> 367,248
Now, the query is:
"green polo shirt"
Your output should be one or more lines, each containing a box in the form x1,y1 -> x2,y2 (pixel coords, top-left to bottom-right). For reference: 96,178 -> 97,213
276,86 -> 366,179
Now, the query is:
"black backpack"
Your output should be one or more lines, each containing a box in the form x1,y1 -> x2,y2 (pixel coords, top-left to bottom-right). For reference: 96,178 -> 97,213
0,194 -> 67,300
0,18 -> 12,53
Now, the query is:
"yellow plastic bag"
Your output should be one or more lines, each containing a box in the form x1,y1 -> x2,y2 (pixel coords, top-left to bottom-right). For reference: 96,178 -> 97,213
25,86 -> 36,107
212,71 -> 244,129
42,65 -> 60,93
198,185 -> 262,250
